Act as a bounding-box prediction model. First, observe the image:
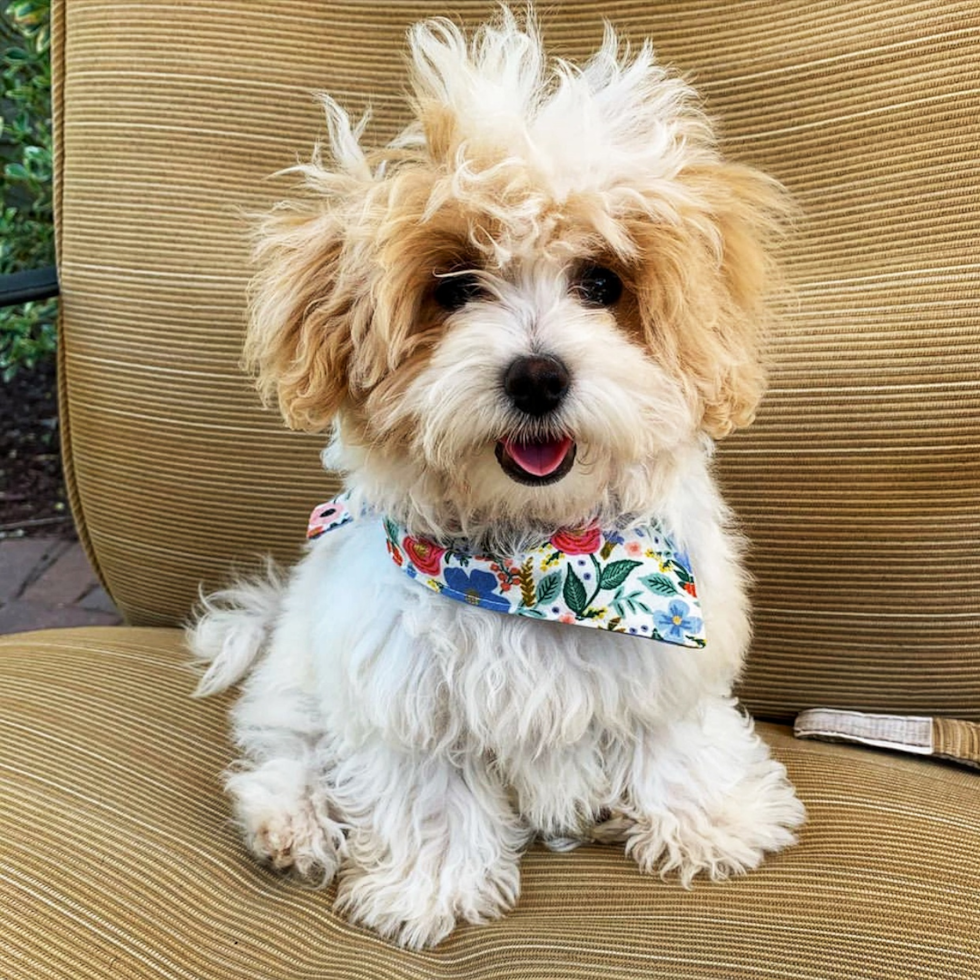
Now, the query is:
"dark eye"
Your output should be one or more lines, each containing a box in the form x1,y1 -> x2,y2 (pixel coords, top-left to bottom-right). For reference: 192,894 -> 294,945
575,265 -> 623,307
434,272 -> 484,311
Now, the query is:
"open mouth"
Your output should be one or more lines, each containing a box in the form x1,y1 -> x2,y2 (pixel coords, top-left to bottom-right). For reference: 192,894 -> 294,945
495,435 -> 577,486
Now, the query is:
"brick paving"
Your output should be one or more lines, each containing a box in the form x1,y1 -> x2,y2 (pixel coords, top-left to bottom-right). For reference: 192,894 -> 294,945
0,537 -> 122,635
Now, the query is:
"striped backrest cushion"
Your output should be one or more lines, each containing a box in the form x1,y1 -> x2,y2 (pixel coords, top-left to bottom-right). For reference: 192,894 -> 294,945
53,1 -> 980,718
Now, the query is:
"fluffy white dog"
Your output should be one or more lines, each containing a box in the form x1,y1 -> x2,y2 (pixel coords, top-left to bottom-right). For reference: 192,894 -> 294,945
189,10 -> 805,949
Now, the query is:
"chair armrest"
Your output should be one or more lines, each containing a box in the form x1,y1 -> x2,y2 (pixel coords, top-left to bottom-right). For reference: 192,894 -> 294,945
0,266 -> 59,307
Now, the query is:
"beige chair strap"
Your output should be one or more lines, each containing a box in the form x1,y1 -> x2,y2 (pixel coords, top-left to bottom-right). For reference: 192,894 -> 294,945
795,709 -> 980,770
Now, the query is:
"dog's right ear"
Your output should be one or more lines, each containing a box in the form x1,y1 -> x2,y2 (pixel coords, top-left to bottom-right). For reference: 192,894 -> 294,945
244,99 -> 377,432
244,204 -> 362,432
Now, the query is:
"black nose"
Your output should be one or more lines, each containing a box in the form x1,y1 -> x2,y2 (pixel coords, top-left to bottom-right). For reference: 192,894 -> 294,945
503,355 -> 570,417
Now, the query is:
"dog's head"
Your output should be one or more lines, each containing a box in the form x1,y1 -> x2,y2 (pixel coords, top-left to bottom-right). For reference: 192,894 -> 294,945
247,11 -> 787,538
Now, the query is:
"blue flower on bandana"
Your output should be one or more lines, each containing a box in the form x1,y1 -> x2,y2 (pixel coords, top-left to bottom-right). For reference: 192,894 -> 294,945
443,568 -> 512,612
653,599 -> 702,641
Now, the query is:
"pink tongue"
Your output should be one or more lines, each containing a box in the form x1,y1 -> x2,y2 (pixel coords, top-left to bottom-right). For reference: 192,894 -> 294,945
504,436 -> 573,477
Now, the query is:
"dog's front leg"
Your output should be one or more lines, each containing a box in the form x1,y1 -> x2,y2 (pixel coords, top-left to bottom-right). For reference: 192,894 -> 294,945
332,742 -> 528,949
224,682 -> 347,883
619,696 -> 805,884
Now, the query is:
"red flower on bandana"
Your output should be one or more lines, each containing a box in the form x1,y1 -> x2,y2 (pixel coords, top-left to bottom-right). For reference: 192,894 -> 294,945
403,536 -> 446,576
550,525 -> 602,556
386,539 -> 404,567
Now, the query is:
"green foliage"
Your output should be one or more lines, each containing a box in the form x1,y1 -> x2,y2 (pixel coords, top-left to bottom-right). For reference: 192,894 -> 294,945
0,299 -> 56,380
1,0 -> 57,380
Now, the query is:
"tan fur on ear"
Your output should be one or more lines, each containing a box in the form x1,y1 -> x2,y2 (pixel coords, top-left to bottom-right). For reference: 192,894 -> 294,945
633,161 -> 791,439
695,162 -> 792,438
244,206 -> 362,432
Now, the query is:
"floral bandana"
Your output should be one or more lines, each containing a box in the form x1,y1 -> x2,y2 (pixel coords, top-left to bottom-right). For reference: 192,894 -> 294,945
307,495 -> 705,648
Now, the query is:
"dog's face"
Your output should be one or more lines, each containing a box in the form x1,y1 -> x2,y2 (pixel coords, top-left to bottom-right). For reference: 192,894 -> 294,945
247,14 -> 786,536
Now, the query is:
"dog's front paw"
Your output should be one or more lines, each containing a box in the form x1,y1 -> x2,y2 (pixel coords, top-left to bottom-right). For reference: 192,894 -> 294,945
627,758 -> 805,886
229,770 -> 345,882
336,877 -> 458,950
335,848 -> 520,949
245,801 -> 342,880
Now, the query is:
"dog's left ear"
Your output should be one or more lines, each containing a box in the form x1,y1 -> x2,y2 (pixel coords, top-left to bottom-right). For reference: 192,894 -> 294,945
634,161 -> 791,440
696,162 -> 791,439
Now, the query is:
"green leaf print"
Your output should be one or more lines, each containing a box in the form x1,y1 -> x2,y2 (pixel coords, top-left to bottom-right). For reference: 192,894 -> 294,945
639,574 -> 678,597
536,571 -> 563,606
563,566 -> 588,615
598,559 -> 642,590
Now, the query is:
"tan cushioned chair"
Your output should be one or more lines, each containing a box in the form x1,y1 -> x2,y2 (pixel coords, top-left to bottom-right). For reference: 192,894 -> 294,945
2,2 -> 978,977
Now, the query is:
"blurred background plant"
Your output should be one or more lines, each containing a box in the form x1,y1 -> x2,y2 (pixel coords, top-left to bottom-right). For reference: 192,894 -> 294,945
1,0 -> 69,541
1,0 -> 56,382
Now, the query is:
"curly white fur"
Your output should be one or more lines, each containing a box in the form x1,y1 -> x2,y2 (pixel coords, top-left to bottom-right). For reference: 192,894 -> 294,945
189,9 -> 804,950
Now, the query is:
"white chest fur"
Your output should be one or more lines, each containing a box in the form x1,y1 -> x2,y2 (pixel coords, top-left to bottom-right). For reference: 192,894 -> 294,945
281,510 -> 740,764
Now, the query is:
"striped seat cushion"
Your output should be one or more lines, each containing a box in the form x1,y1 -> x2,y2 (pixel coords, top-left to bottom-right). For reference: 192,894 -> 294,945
2,627 -> 978,979
53,1 -> 980,719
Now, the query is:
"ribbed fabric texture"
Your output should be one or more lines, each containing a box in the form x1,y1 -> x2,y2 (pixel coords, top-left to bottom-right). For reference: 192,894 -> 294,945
934,717 -> 980,769
52,1 -> 980,719
2,628 -> 977,980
